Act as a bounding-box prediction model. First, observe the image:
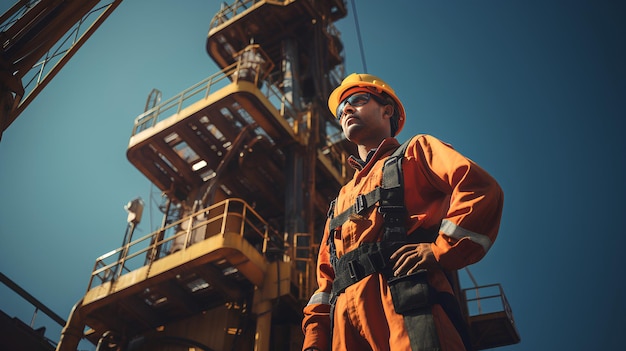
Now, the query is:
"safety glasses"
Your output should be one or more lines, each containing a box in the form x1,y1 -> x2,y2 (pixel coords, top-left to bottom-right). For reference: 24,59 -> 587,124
336,92 -> 386,119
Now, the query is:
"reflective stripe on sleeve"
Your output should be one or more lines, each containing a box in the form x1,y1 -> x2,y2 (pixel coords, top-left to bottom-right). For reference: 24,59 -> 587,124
440,219 -> 492,253
307,291 -> 331,306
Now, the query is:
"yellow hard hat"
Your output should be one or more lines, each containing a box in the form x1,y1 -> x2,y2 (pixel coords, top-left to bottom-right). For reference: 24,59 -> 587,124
328,73 -> 406,135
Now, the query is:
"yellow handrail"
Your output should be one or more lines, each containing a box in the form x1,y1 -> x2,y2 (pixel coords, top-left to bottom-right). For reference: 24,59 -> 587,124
87,198 -> 281,290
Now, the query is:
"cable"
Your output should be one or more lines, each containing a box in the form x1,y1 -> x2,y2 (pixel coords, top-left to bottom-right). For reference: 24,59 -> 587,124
350,0 -> 368,73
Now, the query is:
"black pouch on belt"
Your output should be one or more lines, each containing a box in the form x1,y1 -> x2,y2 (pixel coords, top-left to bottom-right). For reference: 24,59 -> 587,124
387,269 -> 432,314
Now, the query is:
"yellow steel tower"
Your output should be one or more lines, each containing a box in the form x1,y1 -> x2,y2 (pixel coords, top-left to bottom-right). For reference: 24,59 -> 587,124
57,1 -> 354,350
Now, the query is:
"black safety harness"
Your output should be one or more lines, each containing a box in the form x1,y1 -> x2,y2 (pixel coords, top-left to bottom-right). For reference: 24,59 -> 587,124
326,138 -> 473,351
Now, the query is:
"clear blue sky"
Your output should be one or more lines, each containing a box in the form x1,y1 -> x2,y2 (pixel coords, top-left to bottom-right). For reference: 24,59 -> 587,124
1,1 -> 624,350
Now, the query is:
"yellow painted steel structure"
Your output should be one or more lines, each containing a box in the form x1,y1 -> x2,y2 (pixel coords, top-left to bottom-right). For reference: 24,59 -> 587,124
57,1 -> 354,350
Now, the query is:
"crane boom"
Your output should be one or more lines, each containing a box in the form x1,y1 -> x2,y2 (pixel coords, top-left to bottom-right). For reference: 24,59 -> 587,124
0,0 -> 122,141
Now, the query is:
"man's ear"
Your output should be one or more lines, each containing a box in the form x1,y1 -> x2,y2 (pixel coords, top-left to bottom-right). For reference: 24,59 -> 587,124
383,104 -> 394,120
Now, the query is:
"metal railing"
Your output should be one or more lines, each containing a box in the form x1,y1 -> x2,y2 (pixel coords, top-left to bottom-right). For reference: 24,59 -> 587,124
0,272 -> 66,328
209,0 -> 348,30
211,0 -> 254,28
87,198 -> 282,290
131,64 -> 234,135
463,283 -> 516,322
209,0 -> 265,29
130,56 -> 299,138
291,233 -> 319,301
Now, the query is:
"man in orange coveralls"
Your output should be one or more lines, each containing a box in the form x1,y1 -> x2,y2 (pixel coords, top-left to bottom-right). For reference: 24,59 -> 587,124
302,73 -> 503,351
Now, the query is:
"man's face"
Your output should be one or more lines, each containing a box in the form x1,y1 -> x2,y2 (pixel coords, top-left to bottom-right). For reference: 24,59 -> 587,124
339,92 -> 391,145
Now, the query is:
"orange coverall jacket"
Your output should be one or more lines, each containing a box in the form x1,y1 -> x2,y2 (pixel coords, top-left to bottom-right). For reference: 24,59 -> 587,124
302,135 -> 503,351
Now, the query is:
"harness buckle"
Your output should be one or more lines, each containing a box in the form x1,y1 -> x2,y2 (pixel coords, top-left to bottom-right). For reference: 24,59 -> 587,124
354,194 -> 367,215
379,205 -> 406,227
378,205 -> 404,212
348,260 -> 358,280
378,205 -> 405,216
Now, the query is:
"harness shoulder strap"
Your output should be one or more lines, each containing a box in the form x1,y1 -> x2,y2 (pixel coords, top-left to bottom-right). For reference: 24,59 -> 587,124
378,138 -> 411,242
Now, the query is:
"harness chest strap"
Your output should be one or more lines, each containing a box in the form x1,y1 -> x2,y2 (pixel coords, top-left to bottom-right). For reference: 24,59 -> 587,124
328,147 -> 405,234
